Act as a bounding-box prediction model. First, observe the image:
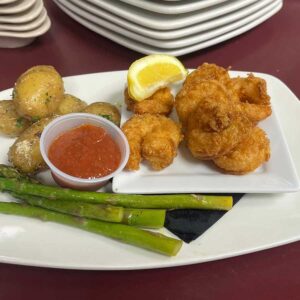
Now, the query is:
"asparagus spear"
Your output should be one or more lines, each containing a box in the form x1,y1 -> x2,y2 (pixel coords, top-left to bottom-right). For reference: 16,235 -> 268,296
12,193 -> 166,228
13,193 -> 123,223
0,177 -> 233,210
123,208 -> 165,228
0,202 -> 182,256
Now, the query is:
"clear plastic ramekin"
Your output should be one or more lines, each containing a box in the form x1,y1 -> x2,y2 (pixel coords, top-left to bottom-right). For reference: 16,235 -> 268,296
40,113 -> 129,190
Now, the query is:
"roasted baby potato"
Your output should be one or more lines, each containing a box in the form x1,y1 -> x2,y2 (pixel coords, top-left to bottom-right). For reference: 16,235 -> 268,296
13,65 -> 64,120
56,94 -> 87,115
83,102 -> 121,126
0,100 -> 31,137
8,116 -> 56,174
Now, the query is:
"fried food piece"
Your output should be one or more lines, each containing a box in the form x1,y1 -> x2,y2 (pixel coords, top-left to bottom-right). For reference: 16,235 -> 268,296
56,94 -> 87,115
125,87 -> 174,116
186,99 -> 253,160
83,102 -> 121,126
183,63 -> 230,88
175,80 -> 233,128
13,65 -> 64,120
0,100 -> 31,137
213,127 -> 270,174
8,116 -> 56,174
121,114 -> 182,170
228,74 -> 271,122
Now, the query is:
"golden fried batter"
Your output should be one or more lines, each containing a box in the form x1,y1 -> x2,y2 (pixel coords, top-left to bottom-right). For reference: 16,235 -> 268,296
175,80 -> 233,128
213,127 -> 270,174
183,63 -> 230,88
186,99 -> 253,160
121,114 -> 182,170
125,87 -> 174,116
228,74 -> 271,123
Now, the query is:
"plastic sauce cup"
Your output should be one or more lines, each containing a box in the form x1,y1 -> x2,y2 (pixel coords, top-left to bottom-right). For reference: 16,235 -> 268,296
40,113 -> 129,190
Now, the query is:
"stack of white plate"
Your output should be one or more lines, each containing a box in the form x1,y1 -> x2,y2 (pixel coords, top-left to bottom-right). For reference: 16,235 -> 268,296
0,0 -> 51,48
54,0 -> 283,56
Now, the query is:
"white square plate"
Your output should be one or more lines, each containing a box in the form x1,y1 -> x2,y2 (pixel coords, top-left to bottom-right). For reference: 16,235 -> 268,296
112,71 -> 300,194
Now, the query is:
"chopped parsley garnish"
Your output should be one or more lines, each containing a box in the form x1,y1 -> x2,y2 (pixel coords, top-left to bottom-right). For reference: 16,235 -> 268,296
99,114 -> 112,121
31,116 -> 40,122
16,117 -> 25,128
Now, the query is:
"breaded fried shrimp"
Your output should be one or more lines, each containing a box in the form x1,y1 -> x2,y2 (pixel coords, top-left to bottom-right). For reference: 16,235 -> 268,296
183,63 -> 230,88
228,74 -> 271,122
213,127 -> 270,174
186,99 -> 253,160
121,114 -> 182,170
125,87 -> 174,116
175,80 -> 232,127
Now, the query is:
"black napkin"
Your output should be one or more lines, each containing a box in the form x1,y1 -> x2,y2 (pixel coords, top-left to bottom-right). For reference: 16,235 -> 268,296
164,194 -> 243,243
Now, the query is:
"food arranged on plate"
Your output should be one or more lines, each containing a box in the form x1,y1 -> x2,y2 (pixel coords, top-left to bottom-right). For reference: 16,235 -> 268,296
0,54 -> 274,256
124,56 -> 271,174
175,63 -> 271,174
122,114 -> 182,171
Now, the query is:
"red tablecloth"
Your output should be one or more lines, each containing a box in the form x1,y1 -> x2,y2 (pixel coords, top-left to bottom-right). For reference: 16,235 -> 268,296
0,1 -> 299,299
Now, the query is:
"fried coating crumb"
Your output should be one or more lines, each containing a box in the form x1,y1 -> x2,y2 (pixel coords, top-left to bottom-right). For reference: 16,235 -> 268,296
125,87 -> 174,116
121,114 -> 182,170
213,127 -> 270,174
175,80 -> 233,128
228,74 -> 272,123
186,99 -> 253,160
183,63 -> 231,88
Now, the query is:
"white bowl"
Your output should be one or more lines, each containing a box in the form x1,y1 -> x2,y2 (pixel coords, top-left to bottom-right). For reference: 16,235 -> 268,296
0,16 -> 51,48
40,113 -> 130,191
0,0 -> 18,5
0,0 -> 43,23
0,9 -> 47,32
0,0 -> 35,15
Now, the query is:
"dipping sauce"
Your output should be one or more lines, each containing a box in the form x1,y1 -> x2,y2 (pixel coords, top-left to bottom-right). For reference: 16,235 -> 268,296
48,124 -> 121,179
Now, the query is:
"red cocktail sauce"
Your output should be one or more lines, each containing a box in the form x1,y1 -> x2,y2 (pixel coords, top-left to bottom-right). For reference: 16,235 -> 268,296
48,124 -> 121,179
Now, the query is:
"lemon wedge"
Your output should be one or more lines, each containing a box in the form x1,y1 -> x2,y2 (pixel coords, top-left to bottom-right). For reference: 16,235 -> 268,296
127,54 -> 188,101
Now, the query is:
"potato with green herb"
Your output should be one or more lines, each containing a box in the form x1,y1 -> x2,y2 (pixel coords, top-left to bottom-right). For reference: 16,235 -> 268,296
56,94 -> 87,115
0,100 -> 31,137
8,116 -> 56,174
13,65 -> 64,120
83,102 -> 121,126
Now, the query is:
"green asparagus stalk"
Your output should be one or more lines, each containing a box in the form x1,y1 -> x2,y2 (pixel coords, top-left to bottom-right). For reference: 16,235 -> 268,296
0,202 -> 182,256
0,177 -> 233,210
123,208 -> 166,228
12,193 -> 166,228
12,193 -> 123,223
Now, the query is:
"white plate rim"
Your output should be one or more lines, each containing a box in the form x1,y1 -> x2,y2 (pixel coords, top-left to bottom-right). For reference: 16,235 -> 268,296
0,16 -> 51,38
0,9 -> 47,32
0,0 -> 43,24
119,0 -> 230,14
0,0 -> 35,14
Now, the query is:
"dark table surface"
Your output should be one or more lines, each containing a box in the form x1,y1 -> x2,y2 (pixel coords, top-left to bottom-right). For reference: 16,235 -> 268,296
0,1 -> 300,299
